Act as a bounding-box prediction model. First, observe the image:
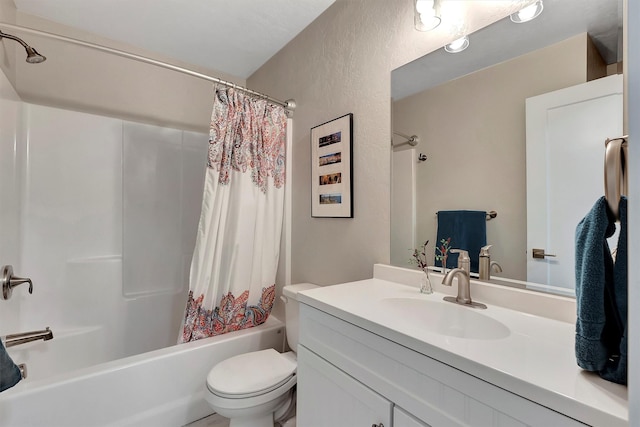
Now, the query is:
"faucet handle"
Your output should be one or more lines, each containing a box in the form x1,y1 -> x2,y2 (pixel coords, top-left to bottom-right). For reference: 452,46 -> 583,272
2,265 -> 34,300
480,245 -> 492,256
450,249 -> 469,255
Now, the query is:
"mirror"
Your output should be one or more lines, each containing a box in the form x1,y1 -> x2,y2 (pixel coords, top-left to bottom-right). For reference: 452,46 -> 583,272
390,0 -> 623,296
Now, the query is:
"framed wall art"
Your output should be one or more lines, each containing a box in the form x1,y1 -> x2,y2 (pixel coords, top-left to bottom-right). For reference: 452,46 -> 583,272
310,113 -> 353,218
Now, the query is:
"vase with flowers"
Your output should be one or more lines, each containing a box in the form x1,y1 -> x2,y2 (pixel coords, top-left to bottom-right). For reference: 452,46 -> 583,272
435,237 -> 452,274
410,240 -> 433,294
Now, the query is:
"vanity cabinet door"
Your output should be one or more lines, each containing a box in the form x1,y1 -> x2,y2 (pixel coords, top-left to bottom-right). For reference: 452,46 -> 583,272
394,407 -> 431,427
297,345 -> 392,427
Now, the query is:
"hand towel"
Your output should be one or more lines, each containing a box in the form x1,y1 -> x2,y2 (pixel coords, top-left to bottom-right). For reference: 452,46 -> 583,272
574,196 -> 627,385
0,339 -> 22,392
435,210 -> 487,273
600,197 -> 627,384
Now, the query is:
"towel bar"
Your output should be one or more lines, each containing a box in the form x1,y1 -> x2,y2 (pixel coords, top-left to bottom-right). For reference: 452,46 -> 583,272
435,210 -> 497,221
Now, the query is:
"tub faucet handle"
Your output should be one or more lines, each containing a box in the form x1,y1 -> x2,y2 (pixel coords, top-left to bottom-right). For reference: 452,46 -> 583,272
2,265 -> 33,300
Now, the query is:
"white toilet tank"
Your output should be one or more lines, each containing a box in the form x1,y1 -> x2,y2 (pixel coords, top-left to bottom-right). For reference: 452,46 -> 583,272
281,283 -> 318,352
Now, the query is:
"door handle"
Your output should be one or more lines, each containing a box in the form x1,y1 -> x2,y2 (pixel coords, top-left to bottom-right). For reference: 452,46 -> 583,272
532,249 -> 557,259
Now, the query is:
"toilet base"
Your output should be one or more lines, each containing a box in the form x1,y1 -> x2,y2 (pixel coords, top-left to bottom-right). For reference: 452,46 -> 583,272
207,387 -> 294,427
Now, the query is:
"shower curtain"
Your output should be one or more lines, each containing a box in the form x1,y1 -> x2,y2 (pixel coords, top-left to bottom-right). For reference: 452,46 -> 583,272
179,86 -> 287,343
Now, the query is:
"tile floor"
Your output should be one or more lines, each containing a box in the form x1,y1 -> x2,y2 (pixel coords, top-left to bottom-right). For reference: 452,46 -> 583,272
184,414 -> 230,427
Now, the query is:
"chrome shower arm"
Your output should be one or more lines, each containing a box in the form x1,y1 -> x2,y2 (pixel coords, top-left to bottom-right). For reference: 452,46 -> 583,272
0,29 -> 46,63
0,30 -> 29,49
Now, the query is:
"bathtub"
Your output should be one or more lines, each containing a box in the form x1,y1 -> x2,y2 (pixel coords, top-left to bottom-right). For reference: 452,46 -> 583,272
0,316 -> 285,427
5,326 -> 108,384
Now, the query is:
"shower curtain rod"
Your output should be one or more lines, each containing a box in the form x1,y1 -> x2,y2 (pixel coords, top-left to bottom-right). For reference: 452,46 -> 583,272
0,22 -> 296,111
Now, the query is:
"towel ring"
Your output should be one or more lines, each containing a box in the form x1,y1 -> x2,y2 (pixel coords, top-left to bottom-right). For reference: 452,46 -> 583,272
604,137 -> 627,219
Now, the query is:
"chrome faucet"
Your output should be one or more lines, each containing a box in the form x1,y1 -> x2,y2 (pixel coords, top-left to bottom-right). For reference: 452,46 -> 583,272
2,327 -> 53,348
442,249 -> 487,309
478,245 -> 503,281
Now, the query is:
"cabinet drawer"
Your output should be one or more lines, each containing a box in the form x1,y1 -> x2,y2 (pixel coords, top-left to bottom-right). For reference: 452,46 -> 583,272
299,304 -> 586,427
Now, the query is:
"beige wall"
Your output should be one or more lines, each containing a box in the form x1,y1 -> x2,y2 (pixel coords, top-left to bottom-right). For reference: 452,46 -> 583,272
249,0 -> 523,285
1,4 -> 244,132
0,0 -> 17,85
393,34 -> 595,281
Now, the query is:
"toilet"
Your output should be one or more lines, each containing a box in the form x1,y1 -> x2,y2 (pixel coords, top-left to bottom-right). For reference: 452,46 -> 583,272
205,283 -> 318,427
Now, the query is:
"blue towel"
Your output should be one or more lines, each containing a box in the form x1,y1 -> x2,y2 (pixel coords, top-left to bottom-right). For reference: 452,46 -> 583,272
435,210 -> 487,273
1,339 -> 21,392
575,196 -> 627,385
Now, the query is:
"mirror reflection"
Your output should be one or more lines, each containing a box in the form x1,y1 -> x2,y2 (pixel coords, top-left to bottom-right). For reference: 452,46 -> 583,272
390,0 -> 623,295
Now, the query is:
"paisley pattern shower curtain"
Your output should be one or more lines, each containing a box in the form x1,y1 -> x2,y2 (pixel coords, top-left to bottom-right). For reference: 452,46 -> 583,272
179,86 -> 287,343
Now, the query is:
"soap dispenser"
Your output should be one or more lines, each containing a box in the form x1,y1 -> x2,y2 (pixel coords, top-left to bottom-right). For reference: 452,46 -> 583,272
479,245 -> 502,281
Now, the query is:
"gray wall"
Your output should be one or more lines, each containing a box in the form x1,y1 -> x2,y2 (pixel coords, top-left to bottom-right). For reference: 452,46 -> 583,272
248,0 -> 523,285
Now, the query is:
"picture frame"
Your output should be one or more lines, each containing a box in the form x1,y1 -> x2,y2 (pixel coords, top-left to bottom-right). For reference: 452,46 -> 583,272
310,113 -> 353,218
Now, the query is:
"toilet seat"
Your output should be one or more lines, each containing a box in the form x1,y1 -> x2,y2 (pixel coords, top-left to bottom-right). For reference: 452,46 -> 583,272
207,349 -> 297,399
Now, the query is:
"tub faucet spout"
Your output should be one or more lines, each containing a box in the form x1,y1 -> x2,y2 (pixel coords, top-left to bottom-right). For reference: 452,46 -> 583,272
2,327 -> 53,348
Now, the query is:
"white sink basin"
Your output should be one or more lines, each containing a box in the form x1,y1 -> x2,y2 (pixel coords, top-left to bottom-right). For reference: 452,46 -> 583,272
380,297 -> 510,340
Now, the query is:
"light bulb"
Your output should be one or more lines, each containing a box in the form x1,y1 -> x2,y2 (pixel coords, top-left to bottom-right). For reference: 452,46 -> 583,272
415,0 -> 441,32
510,1 -> 544,23
415,0 -> 434,14
444,35 -> 469,53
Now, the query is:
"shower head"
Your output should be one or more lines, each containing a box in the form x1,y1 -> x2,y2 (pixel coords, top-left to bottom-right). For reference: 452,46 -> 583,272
24,45 -> 46,63
0,30 -> 46,63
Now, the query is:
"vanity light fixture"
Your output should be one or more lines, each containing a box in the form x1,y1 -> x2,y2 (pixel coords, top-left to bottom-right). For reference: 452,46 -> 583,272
444,35 -> 469,53
414,0 -> 441,31
510,0 -> 544,23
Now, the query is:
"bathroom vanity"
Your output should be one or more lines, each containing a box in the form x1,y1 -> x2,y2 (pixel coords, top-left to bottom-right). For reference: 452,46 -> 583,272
296,265 -> 627,427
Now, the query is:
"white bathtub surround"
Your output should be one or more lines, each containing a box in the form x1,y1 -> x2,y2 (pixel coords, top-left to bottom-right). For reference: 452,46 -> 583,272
0,70 -> 23,334
0,95 -> 209,383
297,265 -> 627,426
181,87 -> 288,343
0,317 -> 285,427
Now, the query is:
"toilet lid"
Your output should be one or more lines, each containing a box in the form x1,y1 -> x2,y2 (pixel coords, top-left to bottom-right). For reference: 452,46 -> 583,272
207,349 -> 297,397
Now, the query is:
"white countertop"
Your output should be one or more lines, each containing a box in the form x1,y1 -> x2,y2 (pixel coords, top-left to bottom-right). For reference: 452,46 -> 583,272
298,276 -> 628,427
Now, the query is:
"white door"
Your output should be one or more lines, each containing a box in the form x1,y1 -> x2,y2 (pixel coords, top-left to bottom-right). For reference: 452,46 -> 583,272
526,74 -> 623,290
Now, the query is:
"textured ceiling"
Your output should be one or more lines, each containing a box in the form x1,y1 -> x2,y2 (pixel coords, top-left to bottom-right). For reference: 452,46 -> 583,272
393,0 -> 623,100
13,0 -> 336,78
